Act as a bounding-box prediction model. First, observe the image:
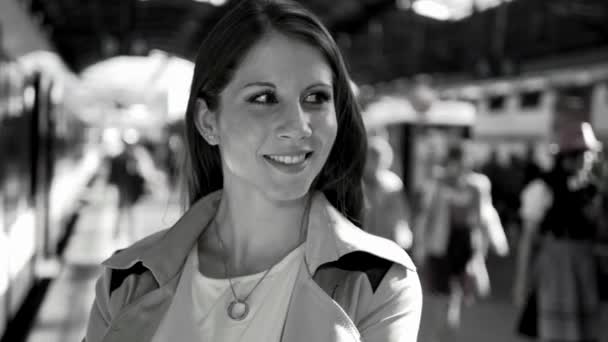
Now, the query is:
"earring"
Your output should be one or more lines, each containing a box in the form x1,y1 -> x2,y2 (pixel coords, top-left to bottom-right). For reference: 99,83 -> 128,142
205,132 -> 217,145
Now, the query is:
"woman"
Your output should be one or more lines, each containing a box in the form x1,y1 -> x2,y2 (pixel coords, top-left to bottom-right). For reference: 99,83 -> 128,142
515,121 -> 604,342
106,138 -> 148,241
84,1 -> 422,341
414,143 -> 507,341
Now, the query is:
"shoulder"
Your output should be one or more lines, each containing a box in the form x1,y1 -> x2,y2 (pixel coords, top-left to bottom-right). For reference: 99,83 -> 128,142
101,229 -> 170,294
317,229 -> 417,294
354,258 -> 422,339
326,251 -> 407,292
314,246 -> 421,339
332,253 -> 420,302
91,230 -> 171,315
100,229 -> 169,292
320,199 -> 415,272
340,235 -> 417,289
103,228 -> 169,267
343,223 -> 417,272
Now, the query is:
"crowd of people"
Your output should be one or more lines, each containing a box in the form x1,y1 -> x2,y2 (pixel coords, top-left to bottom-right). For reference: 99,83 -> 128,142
359,118 -> 607,342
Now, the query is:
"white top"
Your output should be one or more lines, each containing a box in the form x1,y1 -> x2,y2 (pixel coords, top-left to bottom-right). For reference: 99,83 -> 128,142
152,242 -> 304,342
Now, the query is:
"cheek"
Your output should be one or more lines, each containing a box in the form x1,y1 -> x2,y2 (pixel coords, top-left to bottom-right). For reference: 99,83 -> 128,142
218,112 -> 266,162
313,110 -> 338,150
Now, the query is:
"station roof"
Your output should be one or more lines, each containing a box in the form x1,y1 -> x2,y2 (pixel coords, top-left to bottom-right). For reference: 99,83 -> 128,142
22,0 -> 608,83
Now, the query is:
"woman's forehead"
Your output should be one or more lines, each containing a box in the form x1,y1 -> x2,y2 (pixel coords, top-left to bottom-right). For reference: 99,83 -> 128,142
229,32 -> 333,88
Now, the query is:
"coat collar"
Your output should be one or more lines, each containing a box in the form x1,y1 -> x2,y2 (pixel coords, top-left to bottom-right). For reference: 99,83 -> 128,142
103,190 -> 415,285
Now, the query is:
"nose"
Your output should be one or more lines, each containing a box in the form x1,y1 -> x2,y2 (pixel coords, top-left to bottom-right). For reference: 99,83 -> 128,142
277,102 -> 312,140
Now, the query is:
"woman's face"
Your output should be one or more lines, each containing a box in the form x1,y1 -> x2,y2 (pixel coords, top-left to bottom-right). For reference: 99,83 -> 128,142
205,32 -> 337,201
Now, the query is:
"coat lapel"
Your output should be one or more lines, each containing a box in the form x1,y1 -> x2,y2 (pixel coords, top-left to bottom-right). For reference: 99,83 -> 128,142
281,262 -> 361,342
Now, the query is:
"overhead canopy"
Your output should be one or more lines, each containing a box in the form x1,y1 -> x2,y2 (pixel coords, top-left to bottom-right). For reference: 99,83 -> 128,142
363,96 -> 475,129
26,0 -> 608,82
79,52 -> 194,126
422,100 -> 476,126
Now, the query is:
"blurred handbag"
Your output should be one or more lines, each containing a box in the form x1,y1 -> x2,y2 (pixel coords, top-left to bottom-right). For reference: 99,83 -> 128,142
595,204 -> 608,301
595,243 -> 608,301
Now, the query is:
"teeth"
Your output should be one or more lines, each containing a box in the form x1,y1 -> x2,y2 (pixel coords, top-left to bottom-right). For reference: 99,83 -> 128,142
267,154 -> 307,164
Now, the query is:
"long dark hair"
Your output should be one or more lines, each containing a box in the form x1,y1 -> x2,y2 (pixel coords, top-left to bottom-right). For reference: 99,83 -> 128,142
182,0 -> 367,225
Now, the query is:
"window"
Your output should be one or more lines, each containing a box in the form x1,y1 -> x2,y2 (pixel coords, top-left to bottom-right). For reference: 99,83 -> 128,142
488,95 -> 505,111
520,91 -> 542,109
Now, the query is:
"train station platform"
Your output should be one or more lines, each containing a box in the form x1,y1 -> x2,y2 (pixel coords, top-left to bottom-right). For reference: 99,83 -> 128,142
24,177 -> 181,342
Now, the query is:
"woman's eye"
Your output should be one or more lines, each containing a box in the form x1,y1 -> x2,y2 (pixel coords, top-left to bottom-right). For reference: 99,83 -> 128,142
303,92 -> 331,104
248,92 -> 278,104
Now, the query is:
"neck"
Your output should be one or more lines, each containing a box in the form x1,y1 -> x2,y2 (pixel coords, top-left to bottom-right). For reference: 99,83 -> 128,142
211,181 -> 311,275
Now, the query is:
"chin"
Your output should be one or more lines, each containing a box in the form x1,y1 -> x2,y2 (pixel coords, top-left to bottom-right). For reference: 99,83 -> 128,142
263,181 -> 313,202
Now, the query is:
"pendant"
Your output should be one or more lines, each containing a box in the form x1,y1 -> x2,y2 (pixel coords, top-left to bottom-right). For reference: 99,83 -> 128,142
227,300 -> 249,321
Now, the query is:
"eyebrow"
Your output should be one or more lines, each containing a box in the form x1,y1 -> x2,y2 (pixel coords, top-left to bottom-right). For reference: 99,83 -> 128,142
305,82 -> 332,90
240,81 -> 276,90
240,81 -> 332,91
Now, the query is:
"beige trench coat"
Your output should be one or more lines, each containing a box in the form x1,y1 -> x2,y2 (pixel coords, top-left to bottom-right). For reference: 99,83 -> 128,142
84,191 -> 422,342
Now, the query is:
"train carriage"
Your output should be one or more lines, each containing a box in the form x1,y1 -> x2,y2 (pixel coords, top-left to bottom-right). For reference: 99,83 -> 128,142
0,50 -> 100,340
437,61 -> 608,165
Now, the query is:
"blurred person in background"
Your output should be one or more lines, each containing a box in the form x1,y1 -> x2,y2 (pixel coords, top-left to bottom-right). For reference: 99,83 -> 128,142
84,1 -> 422,341
106,136 -> 146,241
482,147 -> 524,238
363,134 -> 413,250
106,130 -> 166,241
414,142 -> 509,342
514,121 -> 606,342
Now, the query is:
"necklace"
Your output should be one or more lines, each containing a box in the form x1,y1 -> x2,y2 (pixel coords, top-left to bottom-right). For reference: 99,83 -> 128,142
213,196 -> 311,321
214,225 -> 272,320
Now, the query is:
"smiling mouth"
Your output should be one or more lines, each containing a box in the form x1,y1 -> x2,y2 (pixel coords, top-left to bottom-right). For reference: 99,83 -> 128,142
263,152 -> 314,165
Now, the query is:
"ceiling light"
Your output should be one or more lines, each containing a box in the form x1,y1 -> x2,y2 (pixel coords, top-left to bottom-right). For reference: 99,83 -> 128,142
412,0 -> 451,20
194,0 -> 227,5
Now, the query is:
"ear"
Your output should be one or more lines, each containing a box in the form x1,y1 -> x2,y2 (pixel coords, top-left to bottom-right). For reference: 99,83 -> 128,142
194,98 -> 219,145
